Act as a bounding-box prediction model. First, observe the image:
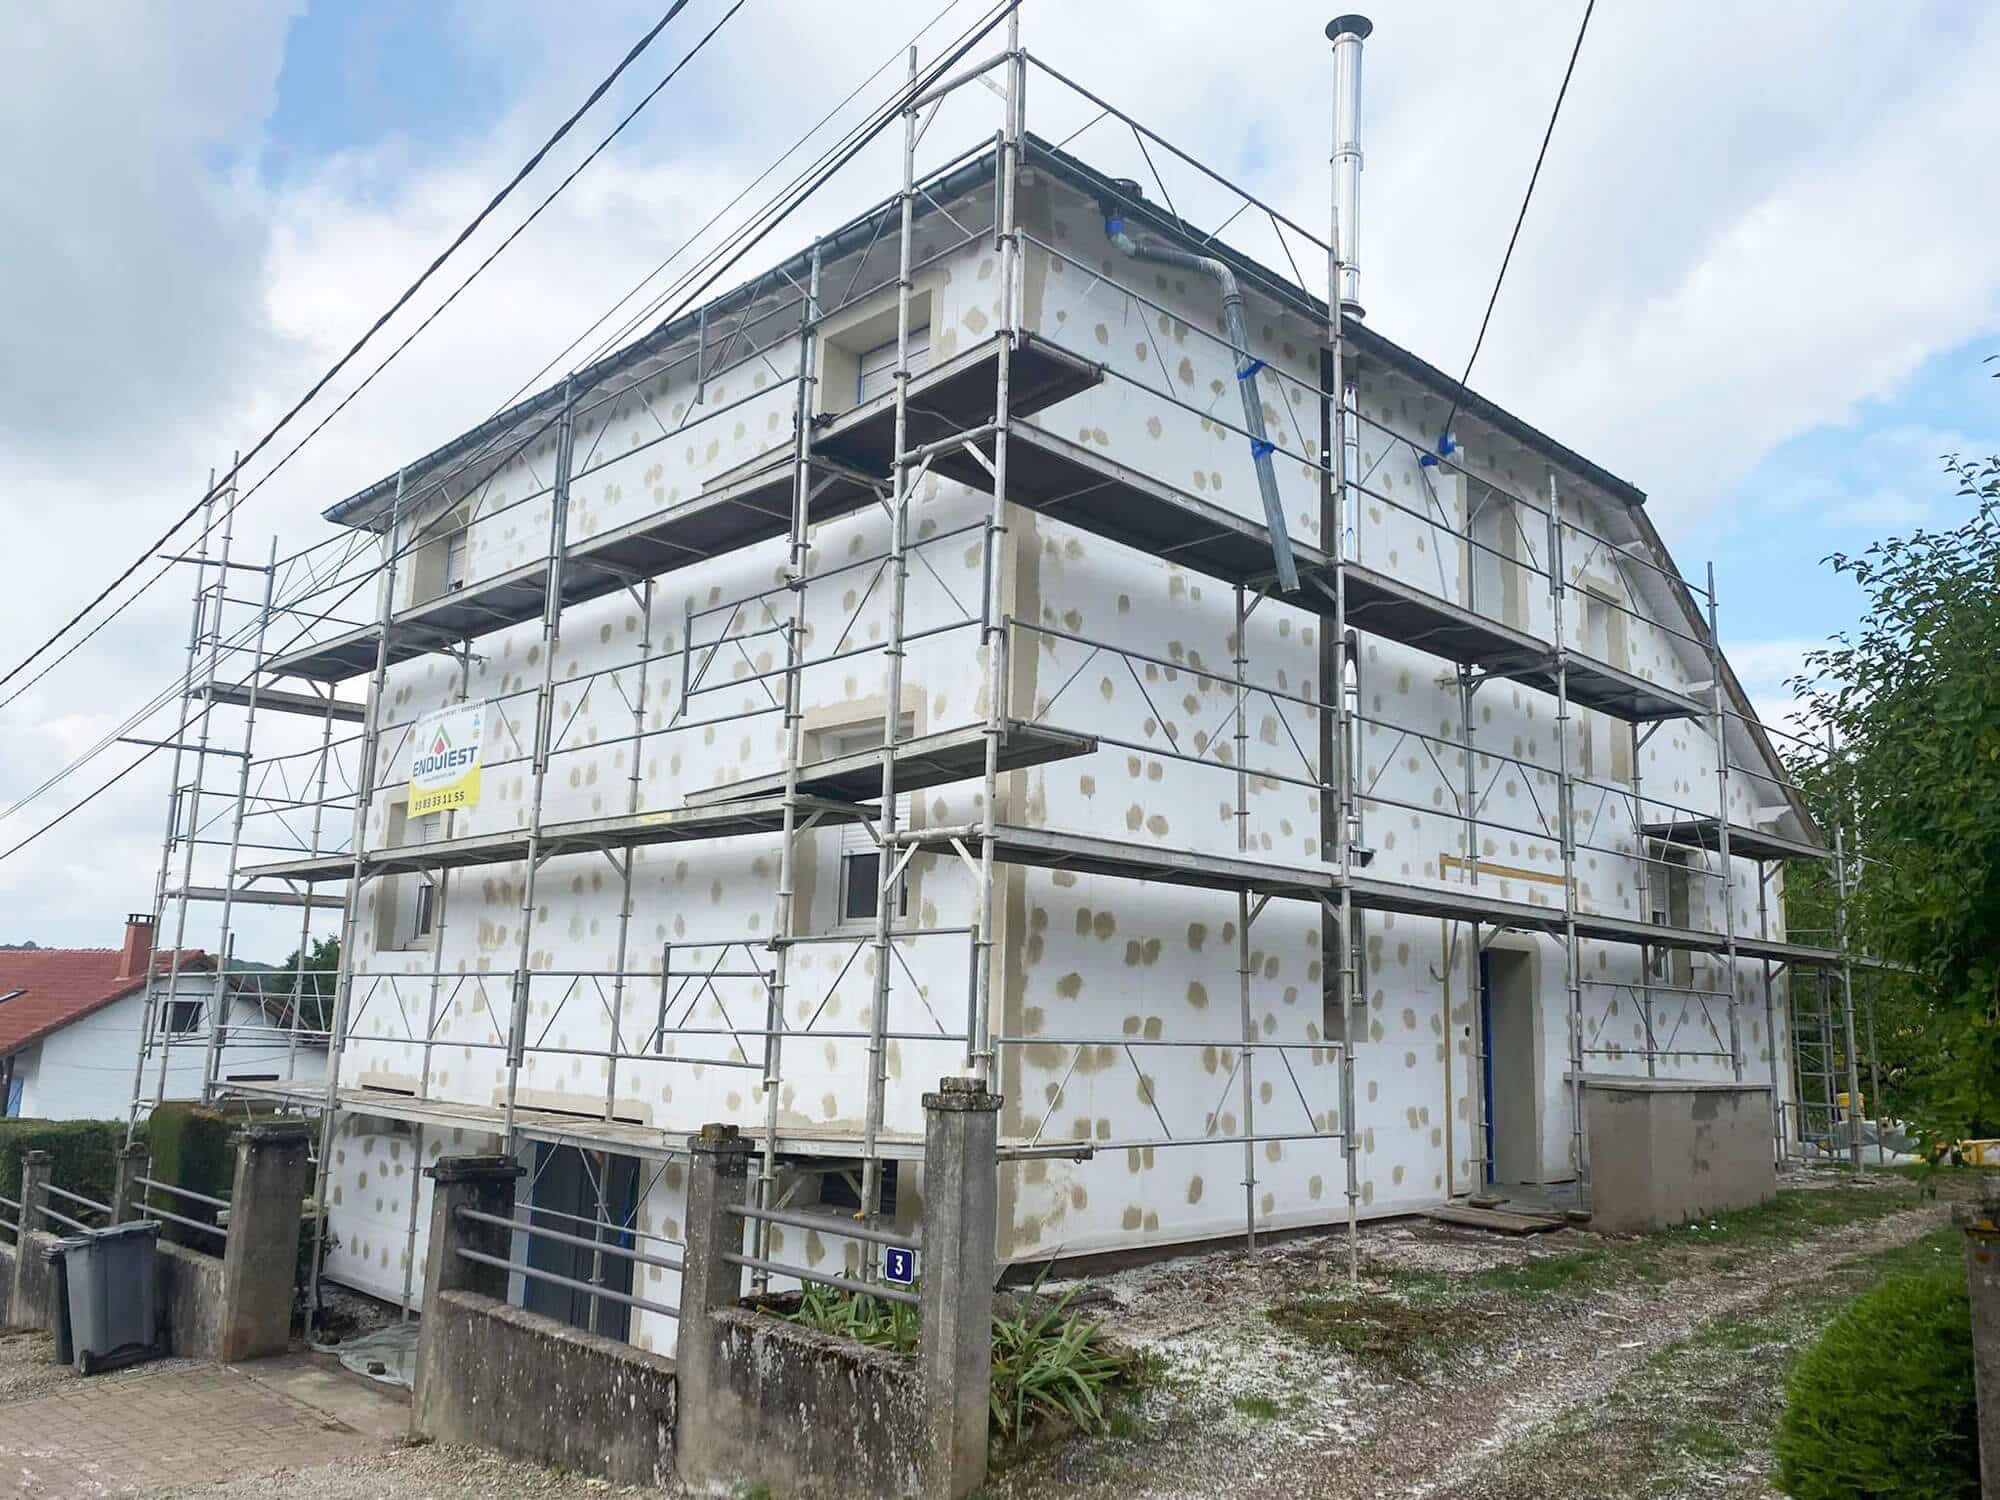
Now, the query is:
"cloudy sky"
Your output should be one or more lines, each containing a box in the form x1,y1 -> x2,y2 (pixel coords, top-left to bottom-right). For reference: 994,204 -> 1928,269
0,0 -> 1995,950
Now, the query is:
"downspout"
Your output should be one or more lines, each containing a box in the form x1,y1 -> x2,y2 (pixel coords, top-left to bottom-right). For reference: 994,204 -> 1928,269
1103,198 -> 1300,593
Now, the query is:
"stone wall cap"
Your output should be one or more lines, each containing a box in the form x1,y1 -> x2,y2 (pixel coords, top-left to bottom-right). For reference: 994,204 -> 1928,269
231,1120 -> 316,1146
688,1123 -> 753,1155
425,1154 -> 526,1184
21,1150 -> 51,1164
923,1076 -> 1002,1112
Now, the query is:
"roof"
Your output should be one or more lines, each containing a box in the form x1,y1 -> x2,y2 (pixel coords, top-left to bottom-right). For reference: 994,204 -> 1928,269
0,947 -> 211,1058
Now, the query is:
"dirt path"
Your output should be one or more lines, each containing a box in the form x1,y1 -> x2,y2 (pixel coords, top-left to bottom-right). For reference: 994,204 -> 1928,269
984,1174 -> 1962,1500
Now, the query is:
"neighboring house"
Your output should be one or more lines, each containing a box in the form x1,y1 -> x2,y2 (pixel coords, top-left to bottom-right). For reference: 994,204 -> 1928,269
0,915 -> 324,1120
243,131 -> 1833,1348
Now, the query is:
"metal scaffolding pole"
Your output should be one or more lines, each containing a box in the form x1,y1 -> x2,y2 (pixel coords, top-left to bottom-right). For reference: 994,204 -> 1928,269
1234,582 -> 1257,1250
307,469 -> 406,1334
1828,723 -> 1864,1171
758,243 -> 821,1286
153,467 -> 238,1116
128,473 -> 217,1141
283,696 -> 339,1086
1706,562 -> 1743,1081
859,46 -> 923,1235
1547,474 -> 1586,1200
505,379 -> 580,1145
201,529 -> 277,1098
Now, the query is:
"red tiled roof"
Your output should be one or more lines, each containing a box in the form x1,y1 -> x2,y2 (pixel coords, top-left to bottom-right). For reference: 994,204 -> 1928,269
0,946 -> 210,1057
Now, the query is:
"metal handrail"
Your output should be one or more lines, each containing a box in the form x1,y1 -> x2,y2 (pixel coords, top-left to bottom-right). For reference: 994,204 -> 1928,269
39,1204 -> 93,1234
722,1249 -> 918,1308
135,1176 -> 231,1211
729,1202 -> 919,1252
453,1246 -> 680,1321
456,1206 -> 684,1275
140,1203 -> 229,1241
43,1184 -> 113,1215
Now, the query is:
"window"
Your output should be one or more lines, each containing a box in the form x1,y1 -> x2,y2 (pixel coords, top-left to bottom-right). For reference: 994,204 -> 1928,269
855,326 -> 931,405
410,501 -> 474,605
815,719 -> 914,931
164,996 -> 203,1035
818,1160 -> 898,1218
444,527 -> 470,592
522,1145 -> 638,1342
1648,843 -> 1695,990
1467,481 -> 1523,626
375,797 -> 442,952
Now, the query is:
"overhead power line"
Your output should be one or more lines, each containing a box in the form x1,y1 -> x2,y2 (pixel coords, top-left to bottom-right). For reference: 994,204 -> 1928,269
0,0 -> 698,700
1439,0 -> 1595,444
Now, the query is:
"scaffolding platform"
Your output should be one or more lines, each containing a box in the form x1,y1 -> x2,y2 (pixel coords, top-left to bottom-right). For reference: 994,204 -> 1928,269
813,333 -> 1102,474
240,794 -> 874,885
191,679 -> 366,723
918,822 -> 1337,900
683,720 -> 1095,807
1640,816 -> 1828,863
919,418 -> 1702,724
220,1081 -> 942,1163
165,883 -> 345,911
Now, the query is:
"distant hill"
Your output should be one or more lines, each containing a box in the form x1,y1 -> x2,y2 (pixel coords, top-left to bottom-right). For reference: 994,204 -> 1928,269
0,942 -> 40,951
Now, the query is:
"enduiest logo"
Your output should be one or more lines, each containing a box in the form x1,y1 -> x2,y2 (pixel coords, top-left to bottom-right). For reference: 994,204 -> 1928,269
413,720 -> 480,780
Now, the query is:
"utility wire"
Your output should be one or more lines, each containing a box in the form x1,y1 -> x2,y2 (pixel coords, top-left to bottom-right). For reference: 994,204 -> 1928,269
0,0 -> 1013,859
1439,0 -> 1595,444
0,0 -> 697,700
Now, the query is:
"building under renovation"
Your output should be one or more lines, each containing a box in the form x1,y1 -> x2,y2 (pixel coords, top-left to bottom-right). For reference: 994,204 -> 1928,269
127,17 -> 1877,1355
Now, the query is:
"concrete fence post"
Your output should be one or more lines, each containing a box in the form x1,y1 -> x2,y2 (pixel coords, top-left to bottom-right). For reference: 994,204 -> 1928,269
674,1123 -> 752,1489
918,1076 -> 1001,1500
10,1152 -> 53,1330
412,1154 -> 524,1436
216,1121 -> 314,1361
112,1144 -> 150,1225
1956,1177 -> 2000,1500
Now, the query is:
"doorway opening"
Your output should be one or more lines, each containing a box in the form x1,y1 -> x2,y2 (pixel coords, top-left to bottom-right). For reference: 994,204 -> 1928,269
1479,947 -> 1542,1187
521,1143 -> 639,1341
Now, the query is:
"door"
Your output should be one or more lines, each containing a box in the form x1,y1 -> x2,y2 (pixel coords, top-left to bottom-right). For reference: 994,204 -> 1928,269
523,1144 -> 639,1340
1480,948 -> 1540,1185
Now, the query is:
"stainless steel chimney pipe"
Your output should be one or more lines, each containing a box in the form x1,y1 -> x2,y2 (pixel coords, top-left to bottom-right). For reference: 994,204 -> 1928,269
1327,15 -> 1372,316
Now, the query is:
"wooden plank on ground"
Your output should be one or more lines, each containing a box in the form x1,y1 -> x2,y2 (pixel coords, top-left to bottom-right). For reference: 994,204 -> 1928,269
1424,1204 -> 1566,1235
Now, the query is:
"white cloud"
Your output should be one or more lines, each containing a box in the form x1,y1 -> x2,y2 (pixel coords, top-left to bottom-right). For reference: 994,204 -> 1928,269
2,0 -> 1998,941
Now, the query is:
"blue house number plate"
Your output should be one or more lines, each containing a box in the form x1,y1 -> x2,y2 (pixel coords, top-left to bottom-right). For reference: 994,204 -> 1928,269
883,1247 -> 916,1286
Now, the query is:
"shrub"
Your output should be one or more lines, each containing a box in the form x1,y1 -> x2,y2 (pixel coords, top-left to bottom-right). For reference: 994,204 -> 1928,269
0,1118 -> 132,1240
143,1102 -> 236,1250
1775,1264 -> 1977,1499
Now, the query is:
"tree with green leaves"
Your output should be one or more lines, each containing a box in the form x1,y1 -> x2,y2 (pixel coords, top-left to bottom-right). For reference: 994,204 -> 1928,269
1787,421 -> 2000,1138
259,934 -> 339,1037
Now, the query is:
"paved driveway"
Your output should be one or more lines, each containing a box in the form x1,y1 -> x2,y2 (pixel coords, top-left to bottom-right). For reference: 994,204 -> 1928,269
0,1333 -> 394,1498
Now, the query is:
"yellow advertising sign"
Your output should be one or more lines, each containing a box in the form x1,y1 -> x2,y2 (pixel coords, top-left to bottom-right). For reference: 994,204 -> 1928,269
409,702 -> 485,817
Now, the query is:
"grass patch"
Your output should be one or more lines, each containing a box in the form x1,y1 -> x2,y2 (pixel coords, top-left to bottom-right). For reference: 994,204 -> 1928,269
1232,1393 -> 1281,1422
1267,1290 -> 1469,1380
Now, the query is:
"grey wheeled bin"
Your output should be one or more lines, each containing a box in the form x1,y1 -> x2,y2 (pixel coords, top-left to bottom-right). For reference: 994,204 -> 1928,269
60,1221 -> 164,1375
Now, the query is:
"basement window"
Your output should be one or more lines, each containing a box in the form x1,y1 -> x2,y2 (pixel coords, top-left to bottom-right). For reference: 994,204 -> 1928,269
818,1160 -> 899,1218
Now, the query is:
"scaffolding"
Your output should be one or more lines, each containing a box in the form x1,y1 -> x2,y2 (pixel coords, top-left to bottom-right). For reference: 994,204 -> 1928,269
125,11 -> 1882,1321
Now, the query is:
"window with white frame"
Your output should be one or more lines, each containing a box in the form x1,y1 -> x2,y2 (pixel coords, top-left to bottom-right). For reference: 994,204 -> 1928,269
375,795 -> 442,952
816,720 -> 913,930
855,325 -> 931,405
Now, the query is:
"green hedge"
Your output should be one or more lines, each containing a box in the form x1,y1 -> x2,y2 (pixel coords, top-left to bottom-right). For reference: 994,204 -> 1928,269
0,1118 -> 133,1242
1775,1264 -> 1978,1499
144,1102 -> 236,1250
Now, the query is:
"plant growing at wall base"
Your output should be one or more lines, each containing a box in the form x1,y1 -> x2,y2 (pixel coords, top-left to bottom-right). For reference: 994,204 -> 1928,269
783,1280 -> 919,1353
988,1279 -> 1130,1443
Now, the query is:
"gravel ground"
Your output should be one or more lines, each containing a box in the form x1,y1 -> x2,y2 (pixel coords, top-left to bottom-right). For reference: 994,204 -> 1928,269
0,1328 -> 209,1404
983,1169 -> 1963,1500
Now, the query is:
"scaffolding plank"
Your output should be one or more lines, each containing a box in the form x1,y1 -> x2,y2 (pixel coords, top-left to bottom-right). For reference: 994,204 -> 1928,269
221,1081 -> 934,1162
926,823 -> 1336,900
264,459 -> 881,682
812,333 -> 1103,474
682,721 -> 1095,808
165,884 -> 345,910
238,795 -> 871,886
1640,817 -> 1828,864
191,680 -> 366,723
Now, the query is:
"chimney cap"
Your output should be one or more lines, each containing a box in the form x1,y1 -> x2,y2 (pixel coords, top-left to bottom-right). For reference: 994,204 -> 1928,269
1327,14 -> 1373,41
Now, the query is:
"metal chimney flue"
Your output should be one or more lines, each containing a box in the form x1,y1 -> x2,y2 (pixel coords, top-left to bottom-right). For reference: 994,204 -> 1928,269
1327,14 -> 1372,318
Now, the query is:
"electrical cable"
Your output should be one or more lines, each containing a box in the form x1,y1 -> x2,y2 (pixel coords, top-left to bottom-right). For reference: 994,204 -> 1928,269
1438,0 -> 1595,446
0,1 -> 699,700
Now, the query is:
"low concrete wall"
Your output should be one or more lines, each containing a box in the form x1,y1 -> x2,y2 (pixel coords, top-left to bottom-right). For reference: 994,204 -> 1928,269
158,1241 -> 224,1360
698,1305 -> 925,1499
0,1241 -> 14,1328
1586,1080 -> 1776,1233
414,1290 -> 677,1488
